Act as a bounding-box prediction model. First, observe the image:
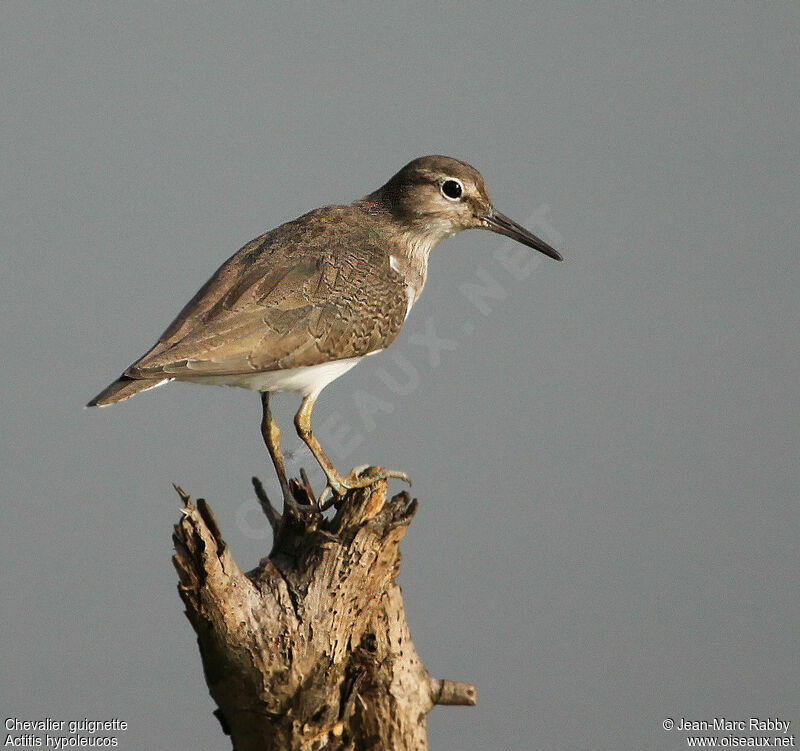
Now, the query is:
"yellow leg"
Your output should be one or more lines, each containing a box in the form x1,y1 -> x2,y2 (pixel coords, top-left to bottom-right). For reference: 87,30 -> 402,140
260,392 -> 292,503
294,394 -> 411,497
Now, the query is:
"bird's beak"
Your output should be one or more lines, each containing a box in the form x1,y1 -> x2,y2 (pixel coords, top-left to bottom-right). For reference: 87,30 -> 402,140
482,210 -> 563,261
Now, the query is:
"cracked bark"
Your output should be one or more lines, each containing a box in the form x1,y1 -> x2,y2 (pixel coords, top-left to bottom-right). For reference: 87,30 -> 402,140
172,477 -> 475,751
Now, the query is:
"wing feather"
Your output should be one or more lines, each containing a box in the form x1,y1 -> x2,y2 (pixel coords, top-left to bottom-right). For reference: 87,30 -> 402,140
126,207 -> 408,379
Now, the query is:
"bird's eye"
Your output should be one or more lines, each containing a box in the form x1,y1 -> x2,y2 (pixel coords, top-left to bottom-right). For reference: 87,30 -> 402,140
441,179 -> 463,200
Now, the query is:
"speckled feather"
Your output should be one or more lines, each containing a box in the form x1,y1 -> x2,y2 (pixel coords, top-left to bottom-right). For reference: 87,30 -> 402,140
88,156 -> 560,407
127,205 -> 409,379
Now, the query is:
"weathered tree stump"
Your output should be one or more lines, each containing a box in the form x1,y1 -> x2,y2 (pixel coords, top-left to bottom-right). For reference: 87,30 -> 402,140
172,475 -> 475,751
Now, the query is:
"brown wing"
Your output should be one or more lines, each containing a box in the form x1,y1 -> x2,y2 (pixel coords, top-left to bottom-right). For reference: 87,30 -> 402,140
126,207 -> 409,379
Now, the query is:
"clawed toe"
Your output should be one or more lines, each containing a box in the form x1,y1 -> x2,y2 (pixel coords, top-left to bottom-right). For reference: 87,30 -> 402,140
282,492 -> 321,517
354,466 -> 412,487
322,465 -> 412,497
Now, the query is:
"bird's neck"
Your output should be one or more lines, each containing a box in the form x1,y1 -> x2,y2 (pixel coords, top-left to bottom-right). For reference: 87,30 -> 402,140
353,192 -> 457,288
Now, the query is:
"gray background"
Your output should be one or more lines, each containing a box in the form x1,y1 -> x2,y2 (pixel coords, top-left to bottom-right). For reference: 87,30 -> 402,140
2,3 -> 798,749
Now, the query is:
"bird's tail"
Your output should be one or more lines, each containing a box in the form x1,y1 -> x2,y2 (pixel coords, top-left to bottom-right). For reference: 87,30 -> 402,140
87,375 -> 171,407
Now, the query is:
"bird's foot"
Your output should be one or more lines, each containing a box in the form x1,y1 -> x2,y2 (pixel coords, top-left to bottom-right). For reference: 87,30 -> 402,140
252,474 -> 322,530
283,468 -> 324,516
282,491 -> 316,517
320,464 -> 412,501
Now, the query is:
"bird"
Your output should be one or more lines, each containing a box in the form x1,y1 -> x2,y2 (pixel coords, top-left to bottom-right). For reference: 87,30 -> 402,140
88,155 -> 562,504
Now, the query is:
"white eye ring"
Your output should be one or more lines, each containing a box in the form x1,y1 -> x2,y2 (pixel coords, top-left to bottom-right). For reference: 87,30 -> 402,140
440,179 -> 463,201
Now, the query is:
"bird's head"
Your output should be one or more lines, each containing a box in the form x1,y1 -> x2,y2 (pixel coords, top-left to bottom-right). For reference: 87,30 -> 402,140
364,155 -> 562,261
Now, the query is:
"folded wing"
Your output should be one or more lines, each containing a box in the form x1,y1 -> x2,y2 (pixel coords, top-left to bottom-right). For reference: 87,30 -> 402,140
126,211 -> 408,380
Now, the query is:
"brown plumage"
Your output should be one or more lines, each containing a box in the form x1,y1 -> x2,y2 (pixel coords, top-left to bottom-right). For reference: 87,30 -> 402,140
90,208 -> 410,404
88,155 -> 562,498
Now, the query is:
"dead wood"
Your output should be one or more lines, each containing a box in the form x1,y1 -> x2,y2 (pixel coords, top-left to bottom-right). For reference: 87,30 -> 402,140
172,476 -> 475,751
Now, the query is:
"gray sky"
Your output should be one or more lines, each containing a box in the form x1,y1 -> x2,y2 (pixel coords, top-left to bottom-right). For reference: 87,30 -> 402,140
2,3 -> 798,749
